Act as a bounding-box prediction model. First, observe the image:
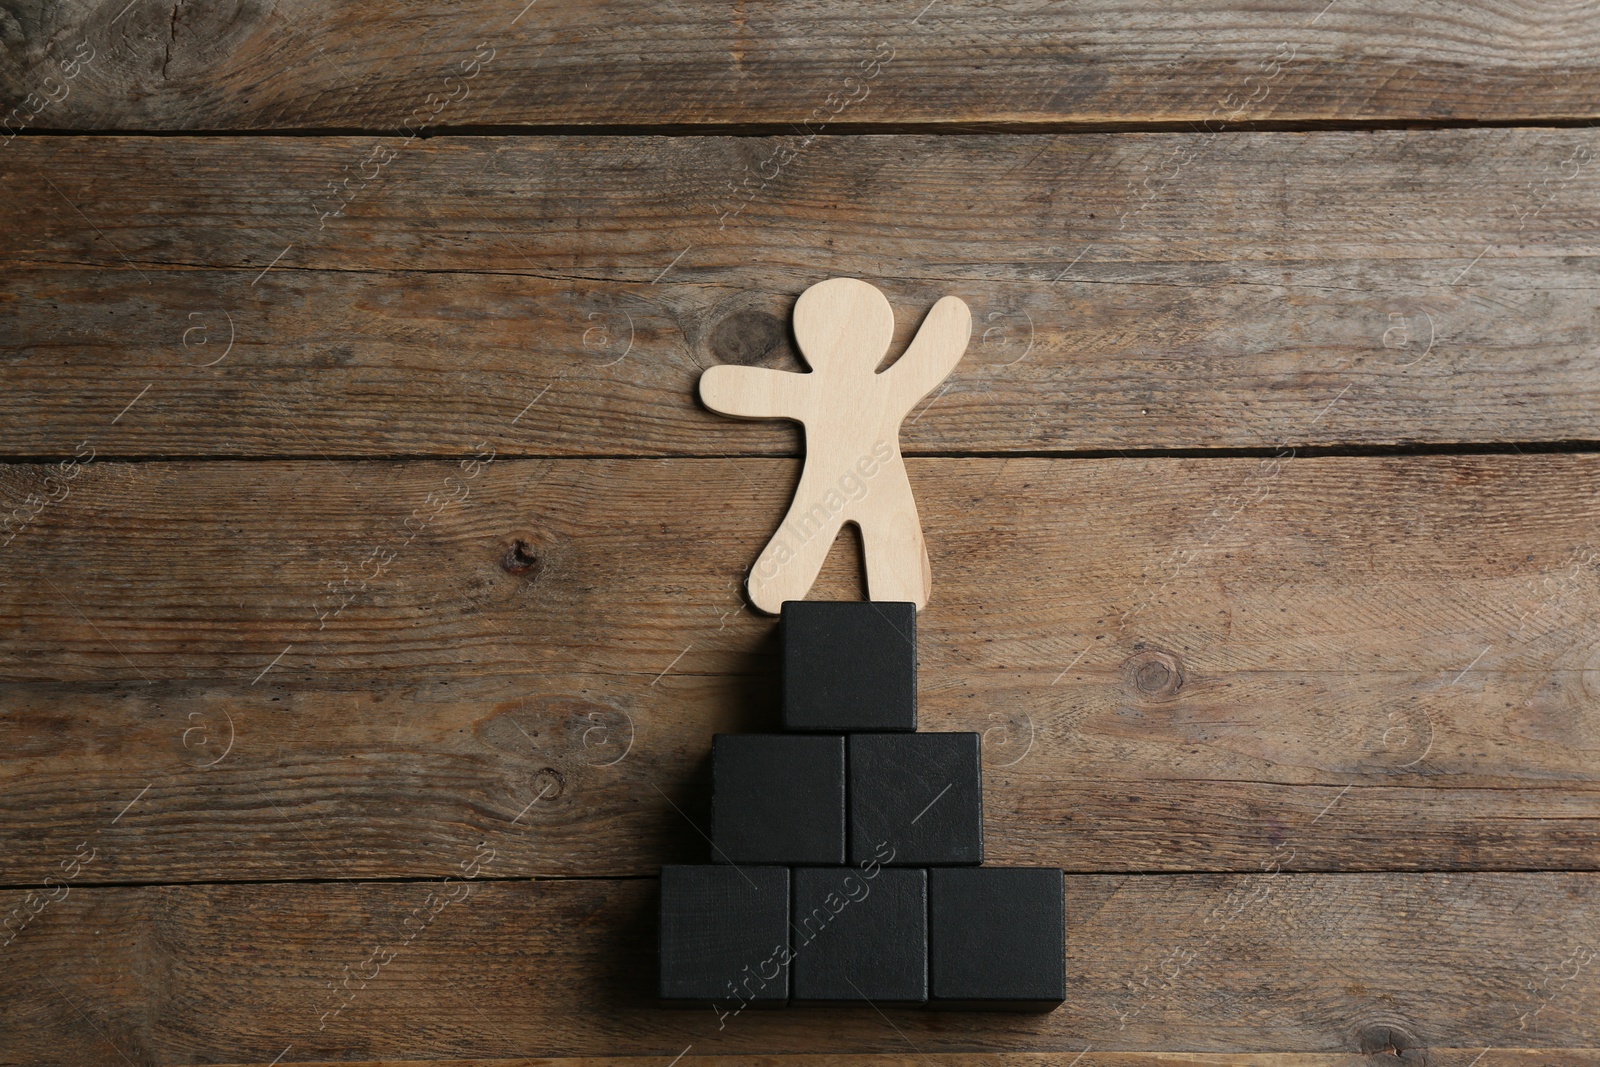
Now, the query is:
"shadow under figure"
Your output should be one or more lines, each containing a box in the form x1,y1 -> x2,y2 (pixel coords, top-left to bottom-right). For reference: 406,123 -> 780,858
698,277 -> 971,613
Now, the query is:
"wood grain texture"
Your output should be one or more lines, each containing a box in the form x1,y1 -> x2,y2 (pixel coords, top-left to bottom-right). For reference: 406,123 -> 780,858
3,1 -> 1600,131
148,1056 -> 1600,1067
2,454 -> 1598,881
2,875 -> 1597,1061
4,129 -> 1600,455
1,1 -> 1595,1061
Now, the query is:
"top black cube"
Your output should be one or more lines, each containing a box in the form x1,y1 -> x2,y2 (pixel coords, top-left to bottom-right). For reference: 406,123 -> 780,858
781,601 -> 917,732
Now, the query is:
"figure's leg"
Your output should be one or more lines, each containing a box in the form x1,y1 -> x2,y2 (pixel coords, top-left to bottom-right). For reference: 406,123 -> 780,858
747,470 -> 849,614
856,460 -> 931,609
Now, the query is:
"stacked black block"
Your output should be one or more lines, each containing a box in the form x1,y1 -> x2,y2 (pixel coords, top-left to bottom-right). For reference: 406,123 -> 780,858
849,731 -> 982,866
781,600 -> 916,731
659,865 -> 790,1005
659,600 -> 1065,1012
713,734 -> 845,864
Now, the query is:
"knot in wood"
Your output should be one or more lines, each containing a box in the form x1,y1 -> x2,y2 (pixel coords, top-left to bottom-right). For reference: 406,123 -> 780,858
1355,1018 -> 1425,1063
532,766 -> 566,803
501,538 -> 543,578
1124,647 -> 1183,701
709,308 -> 784,367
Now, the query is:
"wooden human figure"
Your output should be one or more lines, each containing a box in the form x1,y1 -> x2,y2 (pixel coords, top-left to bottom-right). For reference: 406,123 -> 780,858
699,277 -> 971,613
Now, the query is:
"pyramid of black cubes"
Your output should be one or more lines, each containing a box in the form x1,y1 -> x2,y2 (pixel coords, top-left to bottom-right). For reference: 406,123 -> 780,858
660,601 -> 1066,1011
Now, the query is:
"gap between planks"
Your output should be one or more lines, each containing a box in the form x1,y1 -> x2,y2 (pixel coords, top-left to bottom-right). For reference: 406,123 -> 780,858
8,867 -> 1600,893
12,116 -> 1600,138
0,443 -> 1596,464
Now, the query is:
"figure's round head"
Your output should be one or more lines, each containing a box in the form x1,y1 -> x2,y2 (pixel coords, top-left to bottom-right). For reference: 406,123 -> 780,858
792,277 -> 895,375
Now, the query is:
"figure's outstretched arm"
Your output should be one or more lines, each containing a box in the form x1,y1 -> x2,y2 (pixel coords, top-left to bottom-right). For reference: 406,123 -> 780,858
881,295 -> 971,405
698,365 -> 809,421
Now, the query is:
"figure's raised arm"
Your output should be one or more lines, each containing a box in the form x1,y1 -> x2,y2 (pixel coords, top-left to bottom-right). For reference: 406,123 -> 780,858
698,364 -> 810,421
881,295 -> 971,404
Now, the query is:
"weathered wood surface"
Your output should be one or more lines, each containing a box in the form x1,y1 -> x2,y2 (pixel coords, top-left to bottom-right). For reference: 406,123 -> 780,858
5,455 -> 1595,679
3,1 -> 1600,131
171,1056 -> 1600,1067
7,665 -> 1600,883
5,130 -> 1600,456
3,875 -> 1597,1061
2,454 -> 1598,881
4,8 -> 1599,1058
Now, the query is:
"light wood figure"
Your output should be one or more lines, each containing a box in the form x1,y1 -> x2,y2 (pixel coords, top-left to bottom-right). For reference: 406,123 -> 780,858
699,277 -> 971,613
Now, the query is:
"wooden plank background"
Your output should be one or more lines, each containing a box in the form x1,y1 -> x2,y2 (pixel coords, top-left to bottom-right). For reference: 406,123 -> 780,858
4,130 -> 1600,456
3,875 -> 1599,1061
3,0 -> 1600,130
2,1 -> 1599,1065
4,455 -> 1600,886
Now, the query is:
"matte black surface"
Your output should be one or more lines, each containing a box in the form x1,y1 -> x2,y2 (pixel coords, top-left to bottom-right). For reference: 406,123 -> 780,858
712,733 -> 846,865
781,600 -> 917,732
659,864 -> 791,1005
791,866 -> 928,1004
849,732 -> 983,866
929,867 -> 1066,1011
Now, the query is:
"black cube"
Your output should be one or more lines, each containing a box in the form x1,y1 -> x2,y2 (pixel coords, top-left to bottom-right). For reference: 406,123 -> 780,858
659,864 -> 791,1006
782,600 -> 916,732
849,732 -> 982,866
929,867 -> 1066,1010
713,734 -> 846,865
791,866 -> 927,1004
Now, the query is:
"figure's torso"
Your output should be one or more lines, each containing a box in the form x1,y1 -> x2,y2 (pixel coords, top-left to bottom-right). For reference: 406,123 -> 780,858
796,370 -> 908,470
